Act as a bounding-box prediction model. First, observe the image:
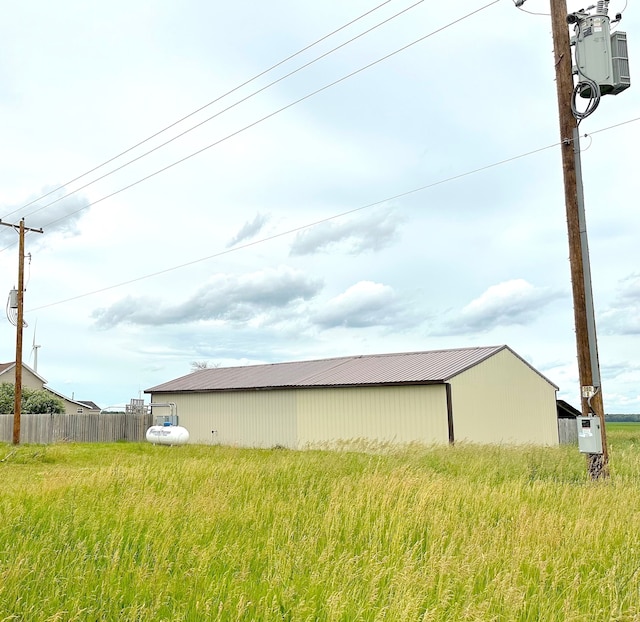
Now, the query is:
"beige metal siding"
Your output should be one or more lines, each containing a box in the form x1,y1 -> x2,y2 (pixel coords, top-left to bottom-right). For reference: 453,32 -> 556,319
450,349 -> 558,445
152,391 -> 297,448
296,385 -> 449,447
153,385 -> 449,448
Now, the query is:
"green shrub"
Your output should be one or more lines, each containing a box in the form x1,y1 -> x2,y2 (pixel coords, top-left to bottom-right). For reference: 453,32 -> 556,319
0,382 -> 64,414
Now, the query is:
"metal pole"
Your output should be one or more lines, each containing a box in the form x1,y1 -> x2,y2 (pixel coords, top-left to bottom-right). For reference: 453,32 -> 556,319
573,128 -> 602,389
550,0 -> 608,478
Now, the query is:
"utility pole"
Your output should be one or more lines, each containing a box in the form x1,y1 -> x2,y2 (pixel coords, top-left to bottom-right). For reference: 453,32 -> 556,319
0,218 -> 43,445
549,0 -> 608,478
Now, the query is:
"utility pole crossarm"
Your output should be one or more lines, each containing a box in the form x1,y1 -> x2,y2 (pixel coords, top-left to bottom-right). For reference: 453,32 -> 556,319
0,220 -> 43,234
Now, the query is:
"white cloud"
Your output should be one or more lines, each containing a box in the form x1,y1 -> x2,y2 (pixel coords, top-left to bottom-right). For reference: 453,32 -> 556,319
290,206 -> 402,256
599,274 -> 640,335
314,281 -> 400,328
436,279 -> 566,335
226,212 -> 270,247
92,267 -> 323,328
0,189 -> 90,245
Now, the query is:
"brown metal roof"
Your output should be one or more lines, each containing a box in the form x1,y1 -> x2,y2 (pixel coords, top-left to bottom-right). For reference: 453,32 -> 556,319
146,345 -> 540,393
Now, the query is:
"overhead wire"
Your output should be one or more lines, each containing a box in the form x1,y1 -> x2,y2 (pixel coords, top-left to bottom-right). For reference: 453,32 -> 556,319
518,8 -> 550,16
25,113 -> 640,314
512,0 -> 550,17
612,0 -> 628,27
9,0 -> 428,225
1,0 -> 397,220
580,133 -> 594,152
587,115 -> 640,135
4,0 -> 502,250
21,140 -> 578,312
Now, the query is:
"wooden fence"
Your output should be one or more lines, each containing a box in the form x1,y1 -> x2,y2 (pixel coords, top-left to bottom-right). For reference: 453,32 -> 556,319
0,413 -> 153,444
1,412 -> 579,446
558,418 -> 578,445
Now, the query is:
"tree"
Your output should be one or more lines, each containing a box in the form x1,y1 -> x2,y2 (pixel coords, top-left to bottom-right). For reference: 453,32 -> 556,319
0,382 -> 65,414
23,390 -> 65,414
0,383 -> 14,414
190,361 -> 220,372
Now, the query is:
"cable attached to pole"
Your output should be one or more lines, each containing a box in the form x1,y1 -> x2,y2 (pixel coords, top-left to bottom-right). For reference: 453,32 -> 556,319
570,18 -> 602,122
571,77 -> 601,122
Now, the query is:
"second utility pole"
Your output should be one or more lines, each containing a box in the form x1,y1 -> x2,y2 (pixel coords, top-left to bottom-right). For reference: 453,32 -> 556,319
550,0 -> 608,478
0,218 -> 43,445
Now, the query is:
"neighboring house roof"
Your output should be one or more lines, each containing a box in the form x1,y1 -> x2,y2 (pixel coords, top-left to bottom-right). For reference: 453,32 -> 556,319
147,345 -> 558,394
0,361 -> 48,385
77,400 -> 101,411
0,361 -> 98,409
0,362 -> 13,375
45,386 -> 100,409
557,399 -> 582,419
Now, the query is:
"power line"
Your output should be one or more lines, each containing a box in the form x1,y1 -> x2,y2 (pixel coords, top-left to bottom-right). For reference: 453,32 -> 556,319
25,113 -> 640,314
1,0 -> 397,221
27,138 -> 563,313
8,0 -> 502,248
586,115 -> 640,135
12,0 -> 427,224
513,0 -> 550,17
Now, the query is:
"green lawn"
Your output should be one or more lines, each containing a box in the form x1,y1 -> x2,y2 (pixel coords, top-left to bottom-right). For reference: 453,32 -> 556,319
0,425 -> 639,621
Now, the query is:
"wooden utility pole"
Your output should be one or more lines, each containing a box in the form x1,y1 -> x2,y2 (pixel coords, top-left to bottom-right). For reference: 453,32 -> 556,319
0,218 -> 43,445
14,220 -> 26,445
550,0 -> 608,478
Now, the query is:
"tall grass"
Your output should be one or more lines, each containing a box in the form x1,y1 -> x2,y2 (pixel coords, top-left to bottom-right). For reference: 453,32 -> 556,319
0,426 -> 639,620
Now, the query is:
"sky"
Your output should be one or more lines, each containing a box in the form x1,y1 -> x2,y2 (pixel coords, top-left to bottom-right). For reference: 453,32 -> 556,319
1,0 -> 639,412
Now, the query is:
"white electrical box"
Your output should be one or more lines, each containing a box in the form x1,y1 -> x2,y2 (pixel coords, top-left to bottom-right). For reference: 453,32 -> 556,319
571,8 -> 631,98
577,416 -> 603,454
574,14 -> 615,94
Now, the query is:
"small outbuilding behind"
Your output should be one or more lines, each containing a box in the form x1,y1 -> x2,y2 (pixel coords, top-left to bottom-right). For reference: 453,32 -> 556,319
557,399 -> 581,445
146,345 -> 559,449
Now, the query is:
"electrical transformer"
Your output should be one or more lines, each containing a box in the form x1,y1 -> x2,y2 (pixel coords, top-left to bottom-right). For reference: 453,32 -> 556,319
570,6 -> 630,98
577,416 -> 603,454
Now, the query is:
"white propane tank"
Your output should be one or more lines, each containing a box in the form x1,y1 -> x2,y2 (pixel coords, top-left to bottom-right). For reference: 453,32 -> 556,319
146,424 -> 190,446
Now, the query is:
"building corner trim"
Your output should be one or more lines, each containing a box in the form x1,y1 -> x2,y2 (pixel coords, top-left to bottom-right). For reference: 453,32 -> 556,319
445,382 -> 455,445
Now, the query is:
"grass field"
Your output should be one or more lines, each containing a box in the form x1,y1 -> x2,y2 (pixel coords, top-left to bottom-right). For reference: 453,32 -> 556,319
0,425 -> 639,621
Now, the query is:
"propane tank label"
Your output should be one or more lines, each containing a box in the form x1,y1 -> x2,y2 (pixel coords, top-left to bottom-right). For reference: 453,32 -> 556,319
149,429 -> 172,436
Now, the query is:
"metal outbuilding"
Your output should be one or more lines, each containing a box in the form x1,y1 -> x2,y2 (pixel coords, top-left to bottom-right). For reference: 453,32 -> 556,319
145,345 -> 559,448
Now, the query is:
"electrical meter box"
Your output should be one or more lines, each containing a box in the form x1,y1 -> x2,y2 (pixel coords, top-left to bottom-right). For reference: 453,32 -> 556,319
577,416 -> 603,454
